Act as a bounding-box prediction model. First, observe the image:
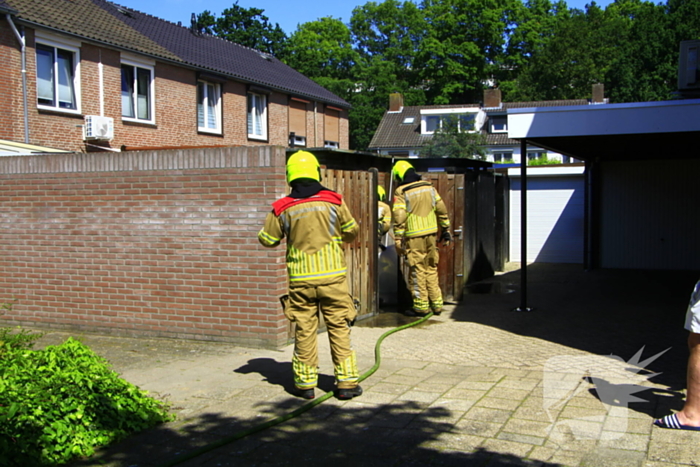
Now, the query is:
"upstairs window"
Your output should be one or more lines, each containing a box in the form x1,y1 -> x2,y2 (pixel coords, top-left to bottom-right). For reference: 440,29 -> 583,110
197,81 -> 221,134
492,151 -> 512,163
420,109 -> 479,134
36,40 -> 80,112
247,92 -> 267,140
425,115 -> 440,133
527,151 -> 547,163
121,59 -> 154,123
490,116 -> 507,133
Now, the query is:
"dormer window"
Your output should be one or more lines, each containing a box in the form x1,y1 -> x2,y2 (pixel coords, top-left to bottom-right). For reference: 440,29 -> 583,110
420,108 -> 480,135
490,116 -> 507,133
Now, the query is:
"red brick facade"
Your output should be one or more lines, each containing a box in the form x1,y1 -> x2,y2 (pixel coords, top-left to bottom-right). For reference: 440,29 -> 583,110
0,18 -> 350,153
0,146 -> 293,348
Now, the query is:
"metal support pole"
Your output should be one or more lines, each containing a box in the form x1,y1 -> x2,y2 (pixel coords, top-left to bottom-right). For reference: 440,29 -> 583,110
514,139 -> 533,312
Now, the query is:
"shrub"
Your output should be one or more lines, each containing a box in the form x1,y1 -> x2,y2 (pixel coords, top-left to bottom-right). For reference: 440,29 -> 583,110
528,156 -> 561,166
0,331 -> 174,465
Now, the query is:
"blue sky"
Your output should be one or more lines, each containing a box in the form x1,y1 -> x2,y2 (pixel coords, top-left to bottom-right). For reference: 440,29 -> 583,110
114,0 -> 615,36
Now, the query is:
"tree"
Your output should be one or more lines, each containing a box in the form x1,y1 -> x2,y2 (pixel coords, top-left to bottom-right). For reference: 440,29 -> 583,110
419,115 -> 486,159
283,18 -> 358,81
417,0 -> 518,104
497,0 -> 569,100
195,2 -> 287,56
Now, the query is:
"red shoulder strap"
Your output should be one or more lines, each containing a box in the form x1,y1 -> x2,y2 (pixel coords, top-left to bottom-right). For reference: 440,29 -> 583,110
272,190 -> 342,216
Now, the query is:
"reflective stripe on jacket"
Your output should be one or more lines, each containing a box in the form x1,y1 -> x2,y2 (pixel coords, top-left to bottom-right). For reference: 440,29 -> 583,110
392,181 -> 450,239
258,190 -> 358,285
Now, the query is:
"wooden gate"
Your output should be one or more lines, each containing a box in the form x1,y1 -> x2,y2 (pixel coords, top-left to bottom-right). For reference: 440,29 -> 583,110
397,172 -> 466,305
427,172 -> 466,302
323,168 -> 377,318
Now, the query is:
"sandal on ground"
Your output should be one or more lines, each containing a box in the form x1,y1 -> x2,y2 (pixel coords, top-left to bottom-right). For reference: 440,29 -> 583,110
653,413 -> 700,431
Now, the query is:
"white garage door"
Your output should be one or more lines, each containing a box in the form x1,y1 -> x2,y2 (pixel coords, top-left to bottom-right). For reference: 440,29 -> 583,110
509,167 -> 585,263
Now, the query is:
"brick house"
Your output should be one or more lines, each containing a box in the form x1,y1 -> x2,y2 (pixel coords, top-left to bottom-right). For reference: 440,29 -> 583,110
0,0 -> 350,153
367,87 -> 606,163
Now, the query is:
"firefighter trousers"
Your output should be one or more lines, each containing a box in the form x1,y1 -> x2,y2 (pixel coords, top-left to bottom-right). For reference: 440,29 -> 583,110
285,276 -> 359,390
405,234 -> 443,313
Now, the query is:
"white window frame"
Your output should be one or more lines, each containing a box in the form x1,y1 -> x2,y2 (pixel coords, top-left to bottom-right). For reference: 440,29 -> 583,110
420,108 -> 480,135
490,116 -> 508,133
197,80 -> 222,134
247,92 -> 268,140
527,150 -> 547,162
35,33 -> 81,114
121,55 -> 155,124
491,151 -> 513,163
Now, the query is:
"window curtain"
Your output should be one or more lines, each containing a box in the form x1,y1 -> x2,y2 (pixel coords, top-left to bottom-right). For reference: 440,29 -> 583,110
248,93 -> 265,136
206,84 -> 217,129
56,49 -> 75,109
197,82 -> 204,128
136,68 -> 150,120
121,66 -> 134,118
36,45 -> 55,106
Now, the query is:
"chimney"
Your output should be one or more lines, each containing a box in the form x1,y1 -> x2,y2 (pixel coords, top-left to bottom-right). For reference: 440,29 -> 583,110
592,83 -> 605,103
389,93 -> 404,112
483,88 -> 502,108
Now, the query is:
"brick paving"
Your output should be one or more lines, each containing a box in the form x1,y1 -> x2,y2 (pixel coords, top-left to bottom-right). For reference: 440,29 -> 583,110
39,263 -> 700,466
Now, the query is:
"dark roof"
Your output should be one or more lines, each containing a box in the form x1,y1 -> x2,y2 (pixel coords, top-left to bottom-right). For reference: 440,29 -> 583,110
368,104 -> 480,150
0,0 -> 16,13
484,99 -> 589,113
5,0 -> 349,108
369,100 -> 592,150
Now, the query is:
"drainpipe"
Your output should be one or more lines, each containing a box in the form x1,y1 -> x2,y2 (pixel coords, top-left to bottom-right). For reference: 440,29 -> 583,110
6,14 -> 29,144
313,101 -> 318,147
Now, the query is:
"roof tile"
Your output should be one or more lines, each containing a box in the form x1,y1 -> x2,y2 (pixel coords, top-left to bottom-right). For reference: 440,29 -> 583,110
5,0 -> 348,107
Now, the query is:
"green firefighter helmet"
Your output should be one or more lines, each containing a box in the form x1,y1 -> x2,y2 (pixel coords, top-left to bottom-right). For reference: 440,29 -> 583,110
392,160 -> 414,182
286,150 -> 320,184
377,185 -> 386,202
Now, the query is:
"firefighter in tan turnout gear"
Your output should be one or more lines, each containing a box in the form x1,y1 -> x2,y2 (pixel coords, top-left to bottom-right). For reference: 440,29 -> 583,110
392,160 -> 452,317
258,151 -> 363,401
377,185 -> 391,239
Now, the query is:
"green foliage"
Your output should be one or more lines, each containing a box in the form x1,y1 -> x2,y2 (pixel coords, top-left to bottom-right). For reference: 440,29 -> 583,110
419,114 -> 487,159
194,0 -> 699,148
196,2 -> 288,56
528,155 -> 561,165
0,335 -> 173,466
283,18 -> 359,80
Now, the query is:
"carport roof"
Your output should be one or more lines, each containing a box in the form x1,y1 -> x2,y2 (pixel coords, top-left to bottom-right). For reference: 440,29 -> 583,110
507,98 -> 700,161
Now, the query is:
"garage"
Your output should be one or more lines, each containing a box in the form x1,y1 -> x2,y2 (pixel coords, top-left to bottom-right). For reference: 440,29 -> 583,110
508,98 -> 700,271
508,166 -> 585,264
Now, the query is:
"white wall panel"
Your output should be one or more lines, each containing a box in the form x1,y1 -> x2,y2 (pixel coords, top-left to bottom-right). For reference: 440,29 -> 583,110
510,173 -> 585,263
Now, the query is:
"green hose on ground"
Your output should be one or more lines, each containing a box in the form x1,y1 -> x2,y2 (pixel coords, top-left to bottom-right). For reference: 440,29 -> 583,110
158,312 -> 433,467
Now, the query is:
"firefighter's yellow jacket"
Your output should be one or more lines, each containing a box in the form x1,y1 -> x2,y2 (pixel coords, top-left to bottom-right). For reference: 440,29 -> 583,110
392,180 -> 450,239
378,200 -> 391,236
258,190 -> 359,286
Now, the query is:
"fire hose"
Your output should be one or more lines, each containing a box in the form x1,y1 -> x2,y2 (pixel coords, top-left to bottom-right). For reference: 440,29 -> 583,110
158,311 -> 433,467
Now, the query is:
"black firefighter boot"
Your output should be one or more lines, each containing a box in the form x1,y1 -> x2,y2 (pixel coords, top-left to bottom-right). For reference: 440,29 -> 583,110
336,385 -> 363,400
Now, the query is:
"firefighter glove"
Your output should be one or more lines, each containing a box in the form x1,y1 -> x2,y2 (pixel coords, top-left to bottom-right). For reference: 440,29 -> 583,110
440,230 -> 452,246
395,239 -> 406,256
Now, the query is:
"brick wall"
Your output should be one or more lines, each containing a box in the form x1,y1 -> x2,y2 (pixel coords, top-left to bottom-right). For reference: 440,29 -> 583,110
0,20 -> 350,152
0,19 -> 25,142
0,146 -> 292,349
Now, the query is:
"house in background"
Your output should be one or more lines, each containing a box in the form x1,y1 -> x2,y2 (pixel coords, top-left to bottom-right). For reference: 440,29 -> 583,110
368,87 -> 607,163
0,0 -> 349,153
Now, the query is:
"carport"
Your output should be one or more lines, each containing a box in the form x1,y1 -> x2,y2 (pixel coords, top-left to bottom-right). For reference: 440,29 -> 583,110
506,98 -> 700,310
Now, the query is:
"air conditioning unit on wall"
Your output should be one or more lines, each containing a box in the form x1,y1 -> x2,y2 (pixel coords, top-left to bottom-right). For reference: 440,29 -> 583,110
84,115 -> 114,141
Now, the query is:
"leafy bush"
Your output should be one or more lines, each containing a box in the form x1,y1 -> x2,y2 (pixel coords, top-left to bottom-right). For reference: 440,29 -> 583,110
528,156 -> 561,166
0,330 -> 174,465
